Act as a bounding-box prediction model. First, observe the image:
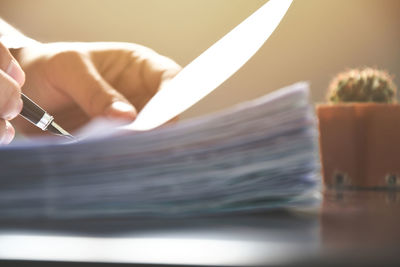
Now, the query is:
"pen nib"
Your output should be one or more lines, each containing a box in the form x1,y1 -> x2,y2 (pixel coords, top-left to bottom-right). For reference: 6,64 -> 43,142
47,122 -> 74,140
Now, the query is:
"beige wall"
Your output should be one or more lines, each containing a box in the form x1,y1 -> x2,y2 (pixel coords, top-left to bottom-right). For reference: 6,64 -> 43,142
1,0 -> 399,119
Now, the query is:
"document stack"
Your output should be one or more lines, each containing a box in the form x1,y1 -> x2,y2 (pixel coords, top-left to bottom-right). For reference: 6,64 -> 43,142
0,82 -> 319,220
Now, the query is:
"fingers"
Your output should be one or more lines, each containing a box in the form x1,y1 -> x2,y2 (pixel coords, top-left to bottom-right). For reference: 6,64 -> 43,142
47,51 -> 136,121
0,119 -> 15,145
0,42 -> 25,86
0,71 -> 23,120
0,42 -> 24,145
44,44 -> 180,126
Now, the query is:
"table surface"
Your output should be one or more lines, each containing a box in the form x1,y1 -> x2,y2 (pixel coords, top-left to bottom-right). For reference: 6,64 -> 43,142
0,189 -> 399,266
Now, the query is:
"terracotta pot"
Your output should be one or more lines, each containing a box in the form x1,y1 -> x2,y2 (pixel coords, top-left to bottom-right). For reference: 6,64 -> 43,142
317,103 -> 400,189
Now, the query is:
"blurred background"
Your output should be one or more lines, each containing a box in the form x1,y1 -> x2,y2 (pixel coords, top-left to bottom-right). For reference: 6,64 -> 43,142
0,0 -> 399,119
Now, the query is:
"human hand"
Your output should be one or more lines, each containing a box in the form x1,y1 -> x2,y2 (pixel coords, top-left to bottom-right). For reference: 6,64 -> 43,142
0,42 -> 25,144
10,42 -> 181,135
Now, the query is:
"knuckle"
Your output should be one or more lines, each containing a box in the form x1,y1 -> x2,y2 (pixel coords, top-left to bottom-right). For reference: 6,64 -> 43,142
47,50 -> 85,73
51,49 -> 82,61
46,49 -> 89,87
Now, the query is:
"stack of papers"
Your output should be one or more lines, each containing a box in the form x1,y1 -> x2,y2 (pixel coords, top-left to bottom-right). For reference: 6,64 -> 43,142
0,82 -> 319,220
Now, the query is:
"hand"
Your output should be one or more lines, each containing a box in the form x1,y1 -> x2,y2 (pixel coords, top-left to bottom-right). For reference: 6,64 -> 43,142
11,42 -> 181,135
0,42 -> 25,144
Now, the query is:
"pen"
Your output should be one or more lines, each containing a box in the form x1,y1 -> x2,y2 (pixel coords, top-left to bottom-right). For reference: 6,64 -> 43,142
19,93 -> 74,139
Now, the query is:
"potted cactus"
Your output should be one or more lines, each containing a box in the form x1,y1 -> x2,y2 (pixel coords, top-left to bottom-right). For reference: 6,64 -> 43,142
317,68 -> 400,189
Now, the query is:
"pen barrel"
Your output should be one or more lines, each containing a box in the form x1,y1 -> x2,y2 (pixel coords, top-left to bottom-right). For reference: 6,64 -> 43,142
20,94 -> 54,130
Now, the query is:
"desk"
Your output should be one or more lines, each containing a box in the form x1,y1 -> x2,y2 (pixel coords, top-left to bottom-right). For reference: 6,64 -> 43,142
0,190 -> 399,266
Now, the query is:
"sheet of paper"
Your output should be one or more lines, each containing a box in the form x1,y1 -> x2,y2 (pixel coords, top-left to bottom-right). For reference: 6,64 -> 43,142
125,0 -> 293,131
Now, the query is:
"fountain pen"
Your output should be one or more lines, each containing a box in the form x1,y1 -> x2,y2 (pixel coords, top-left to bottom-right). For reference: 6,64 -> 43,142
19,93 -> 74,139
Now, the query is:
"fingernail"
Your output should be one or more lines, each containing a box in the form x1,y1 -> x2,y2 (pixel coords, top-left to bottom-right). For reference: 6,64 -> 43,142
106,101 -> 136,120
1,121 -> 15,145
6,59 -> 25,87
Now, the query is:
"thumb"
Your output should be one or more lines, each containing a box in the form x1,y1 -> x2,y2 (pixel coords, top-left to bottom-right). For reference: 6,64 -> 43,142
50,53 -> 136,121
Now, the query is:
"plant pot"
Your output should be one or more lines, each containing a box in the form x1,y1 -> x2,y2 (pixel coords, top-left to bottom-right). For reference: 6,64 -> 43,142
317,103 -> 400,189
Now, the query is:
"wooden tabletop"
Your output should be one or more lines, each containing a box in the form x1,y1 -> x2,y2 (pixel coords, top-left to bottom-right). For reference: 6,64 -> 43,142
0,189 -> 399,266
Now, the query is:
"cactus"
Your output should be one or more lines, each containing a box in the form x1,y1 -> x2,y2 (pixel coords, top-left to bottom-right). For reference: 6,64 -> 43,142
328,68 -> 397,103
